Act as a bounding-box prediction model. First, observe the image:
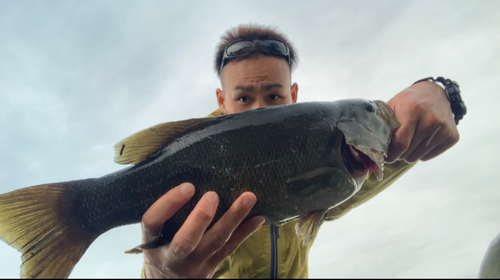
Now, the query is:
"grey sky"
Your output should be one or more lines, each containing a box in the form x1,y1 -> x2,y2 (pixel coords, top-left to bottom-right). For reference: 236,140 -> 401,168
0,0 -> 499,278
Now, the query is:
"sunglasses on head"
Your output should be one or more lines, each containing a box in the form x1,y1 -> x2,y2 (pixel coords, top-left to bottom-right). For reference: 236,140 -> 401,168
219,38 -> 291,74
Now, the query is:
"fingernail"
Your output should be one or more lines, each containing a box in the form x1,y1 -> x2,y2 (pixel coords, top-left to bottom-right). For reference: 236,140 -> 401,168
242,196 -> 256,208
206,192 -> 218,204
180,183 -> 195,196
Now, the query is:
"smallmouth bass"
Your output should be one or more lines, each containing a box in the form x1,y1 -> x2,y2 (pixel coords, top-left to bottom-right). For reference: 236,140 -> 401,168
0,99 -> 399,278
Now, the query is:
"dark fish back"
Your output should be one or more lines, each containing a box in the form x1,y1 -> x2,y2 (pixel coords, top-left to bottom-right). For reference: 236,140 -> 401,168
73,102 -> 347,238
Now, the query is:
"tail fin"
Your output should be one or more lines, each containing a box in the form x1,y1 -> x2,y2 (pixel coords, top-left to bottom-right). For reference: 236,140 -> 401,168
0,182 -> 97,278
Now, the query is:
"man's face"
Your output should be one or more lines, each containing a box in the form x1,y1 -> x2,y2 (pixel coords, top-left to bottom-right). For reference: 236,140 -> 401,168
216,55 -> 298,114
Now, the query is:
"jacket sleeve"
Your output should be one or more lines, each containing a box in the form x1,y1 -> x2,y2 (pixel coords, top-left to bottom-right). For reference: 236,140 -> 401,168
324,160 -> 416,221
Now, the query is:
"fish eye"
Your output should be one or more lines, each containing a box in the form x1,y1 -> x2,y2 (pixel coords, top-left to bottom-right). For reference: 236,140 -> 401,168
365,103 -> 375,113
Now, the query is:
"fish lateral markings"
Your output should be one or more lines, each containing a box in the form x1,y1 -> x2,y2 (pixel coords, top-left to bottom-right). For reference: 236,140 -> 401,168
0,99 -> 399,278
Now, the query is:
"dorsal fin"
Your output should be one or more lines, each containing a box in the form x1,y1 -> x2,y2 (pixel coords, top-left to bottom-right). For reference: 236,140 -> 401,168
114,118 -> 207,165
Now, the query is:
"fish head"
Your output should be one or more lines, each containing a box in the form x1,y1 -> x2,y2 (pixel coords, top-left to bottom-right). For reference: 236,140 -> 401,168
334,99 -> 400,183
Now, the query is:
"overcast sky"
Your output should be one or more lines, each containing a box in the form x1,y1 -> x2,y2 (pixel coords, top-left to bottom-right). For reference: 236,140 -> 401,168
0,0 -> 499,278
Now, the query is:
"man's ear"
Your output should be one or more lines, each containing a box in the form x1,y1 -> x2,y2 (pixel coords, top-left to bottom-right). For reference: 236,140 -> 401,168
291,83 -> 299,103
216,88 -> 226,113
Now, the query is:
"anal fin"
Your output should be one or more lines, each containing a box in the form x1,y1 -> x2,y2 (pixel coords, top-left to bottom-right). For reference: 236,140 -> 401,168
125,210 -> 181,254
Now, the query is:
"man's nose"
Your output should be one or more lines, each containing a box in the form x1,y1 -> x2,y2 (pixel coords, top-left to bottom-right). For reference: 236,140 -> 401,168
251,98 -> 268,109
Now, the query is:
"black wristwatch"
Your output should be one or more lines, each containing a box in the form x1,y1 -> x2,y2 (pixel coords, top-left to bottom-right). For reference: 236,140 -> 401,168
413,76 -> 467,125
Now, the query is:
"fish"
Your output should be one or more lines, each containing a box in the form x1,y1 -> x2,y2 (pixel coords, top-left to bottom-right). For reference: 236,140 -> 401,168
0,98 -> 399,278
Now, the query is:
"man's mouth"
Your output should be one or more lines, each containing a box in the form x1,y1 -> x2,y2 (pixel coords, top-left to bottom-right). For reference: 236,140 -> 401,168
341,137 -> 384,181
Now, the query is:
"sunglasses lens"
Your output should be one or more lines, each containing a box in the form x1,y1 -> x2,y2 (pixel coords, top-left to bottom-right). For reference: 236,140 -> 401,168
221,39 -> 290,72
226,41 -> 254,56
261,40 -> 288,55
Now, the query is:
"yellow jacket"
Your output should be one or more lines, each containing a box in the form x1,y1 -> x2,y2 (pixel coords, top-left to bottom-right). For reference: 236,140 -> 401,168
212,161 -> 414,278
142,108 -> 416,278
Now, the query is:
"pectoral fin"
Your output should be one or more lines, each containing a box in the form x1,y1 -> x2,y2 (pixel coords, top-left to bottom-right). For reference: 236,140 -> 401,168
295,210 -> 327,246
286,167 -> 345,197
287,167 -> 356,245
114,118 -> 208,165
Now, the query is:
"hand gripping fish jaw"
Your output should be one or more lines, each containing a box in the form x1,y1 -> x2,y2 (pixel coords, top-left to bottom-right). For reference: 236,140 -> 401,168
337,99 -> 400,182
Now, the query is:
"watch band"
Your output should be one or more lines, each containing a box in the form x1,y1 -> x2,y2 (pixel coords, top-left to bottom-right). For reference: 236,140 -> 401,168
413,76 -> 467,125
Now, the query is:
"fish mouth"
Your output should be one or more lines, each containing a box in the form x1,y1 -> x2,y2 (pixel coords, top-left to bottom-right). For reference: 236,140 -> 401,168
341,137 -> 385,182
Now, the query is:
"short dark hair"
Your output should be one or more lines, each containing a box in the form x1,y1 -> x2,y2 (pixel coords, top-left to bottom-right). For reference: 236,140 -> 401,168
214,23 -> 298,77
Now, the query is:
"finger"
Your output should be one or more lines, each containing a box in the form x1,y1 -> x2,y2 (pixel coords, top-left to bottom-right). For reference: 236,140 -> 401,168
403,136 -> 440,163
168,191 -> 219,259
193,192 -> 257,260
142,183 -> 195,241
386,114 -> 418,163
424,123 -> 460,161
406,125 -> 459,163
404,125 -> 444,162
420,144 -> 448,162
401,124 -> 442,160
421,139 -> 459,162
207,215 -> 266,268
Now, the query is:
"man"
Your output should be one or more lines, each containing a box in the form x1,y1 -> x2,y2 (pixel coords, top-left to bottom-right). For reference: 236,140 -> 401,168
140,24 -> 463,278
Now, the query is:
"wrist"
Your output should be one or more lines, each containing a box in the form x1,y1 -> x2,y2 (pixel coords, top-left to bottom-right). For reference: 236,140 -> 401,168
412,76 -> 467,125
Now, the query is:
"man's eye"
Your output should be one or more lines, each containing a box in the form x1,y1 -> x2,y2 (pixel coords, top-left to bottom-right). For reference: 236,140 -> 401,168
238,96 -> 249,103
269,95 -> 280,101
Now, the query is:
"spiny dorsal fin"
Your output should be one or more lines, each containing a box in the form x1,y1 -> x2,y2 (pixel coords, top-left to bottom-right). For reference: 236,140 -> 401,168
114,118 -> 207,165
295,210 -> 327,246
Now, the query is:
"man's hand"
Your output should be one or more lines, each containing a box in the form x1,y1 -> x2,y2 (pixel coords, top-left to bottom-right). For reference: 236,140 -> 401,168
142,183 -> 265,278
385,81 -> 460,163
